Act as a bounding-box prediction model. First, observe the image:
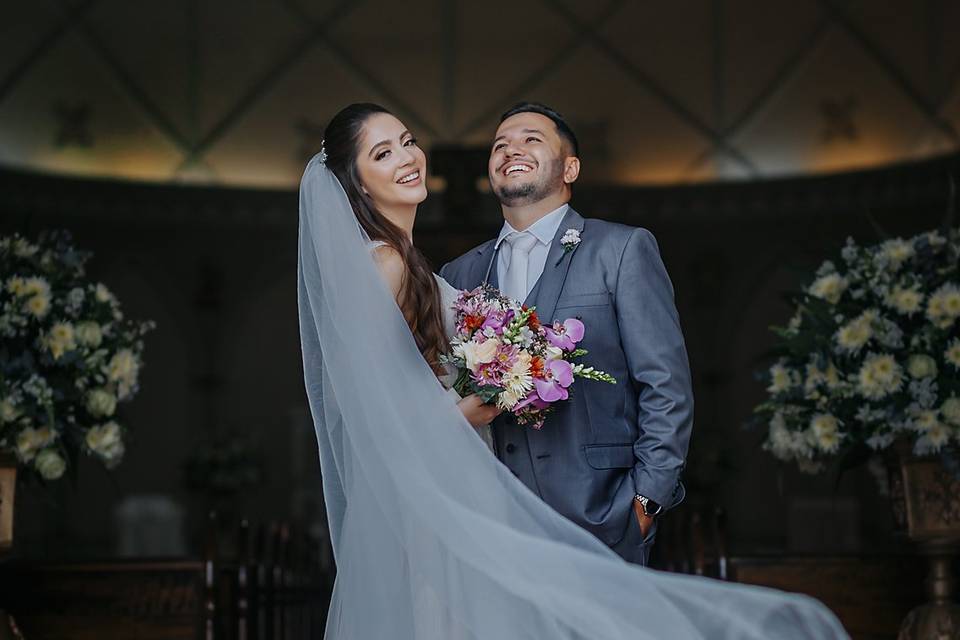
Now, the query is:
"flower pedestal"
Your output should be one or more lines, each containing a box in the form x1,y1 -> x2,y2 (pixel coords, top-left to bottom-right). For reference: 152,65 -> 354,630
890,449 -> 960,639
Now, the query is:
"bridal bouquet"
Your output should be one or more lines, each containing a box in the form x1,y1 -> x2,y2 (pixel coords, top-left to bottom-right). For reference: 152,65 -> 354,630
0,231 -> 154,481
442,284 -> 615,429
755,227 -> 960,472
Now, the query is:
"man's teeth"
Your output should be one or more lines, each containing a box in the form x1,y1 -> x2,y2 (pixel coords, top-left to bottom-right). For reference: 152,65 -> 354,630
398,171 -> 420,184
505,165 -> 531,175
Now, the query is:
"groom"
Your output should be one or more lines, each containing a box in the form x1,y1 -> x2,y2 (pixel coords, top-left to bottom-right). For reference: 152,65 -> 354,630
440,103 -> 694,566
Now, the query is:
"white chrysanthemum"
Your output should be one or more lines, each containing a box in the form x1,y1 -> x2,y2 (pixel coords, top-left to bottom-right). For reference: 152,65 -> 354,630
35,449 -> 66,480
804,363 -> 824,393
22,277 -> 50,297
885,285 -> 923,315
914,422 -> 952,455
75,321 -> 103,348
857,353 -> 903,400
945,338 -> 960,369
94,283 -> 115,304
16,426 -> 56,463
881,238 -> 914,268
13,238 -> 38,258
86,421 -> 125,463
836,310 -> 876,352
767,362 -> 795,394
808,273 -> 848,305
911,408 -> 941,433
926,283 -> 960,329
6,276 -> 26,296
24,293 -> 51,319
823,362 -> 841,389
907,354 -> 938,379
942,397 -> 960,425
808,413 -> 842,453
86,388 -> 117,417
766,413 -> 795,460
0,399 -> 20,423
497,353 -> 534,410
45,322 -> 76,360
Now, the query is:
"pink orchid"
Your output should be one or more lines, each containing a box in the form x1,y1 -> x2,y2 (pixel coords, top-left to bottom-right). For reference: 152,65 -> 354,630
544,318 -> 585,351
533,359 -> 574,402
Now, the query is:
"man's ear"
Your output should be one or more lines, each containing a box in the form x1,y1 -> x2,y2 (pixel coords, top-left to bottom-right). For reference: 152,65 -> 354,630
563,157 -> 581,185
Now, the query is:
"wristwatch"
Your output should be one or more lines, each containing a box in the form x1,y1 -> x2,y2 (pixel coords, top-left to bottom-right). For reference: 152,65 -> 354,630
634,494 -> 662,517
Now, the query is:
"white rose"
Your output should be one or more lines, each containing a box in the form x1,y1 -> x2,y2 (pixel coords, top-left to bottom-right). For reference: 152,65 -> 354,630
86,388 -> 117,417
75,322 -> 103,348
16,426 -> 56,463
35,449 -> 66,480
907,354 -> 938,379
86,421 -> 125,462
460,339 -> 499,372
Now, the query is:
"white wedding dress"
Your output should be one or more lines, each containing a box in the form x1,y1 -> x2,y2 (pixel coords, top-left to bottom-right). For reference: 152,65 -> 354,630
435,273 -> 496,452
301,157 -> 848,639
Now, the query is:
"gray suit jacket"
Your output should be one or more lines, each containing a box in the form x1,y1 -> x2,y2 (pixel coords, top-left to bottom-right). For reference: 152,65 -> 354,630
440,208 -> 693,564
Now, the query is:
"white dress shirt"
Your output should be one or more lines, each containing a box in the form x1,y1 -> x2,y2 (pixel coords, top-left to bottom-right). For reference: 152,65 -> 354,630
495,204 -> 569,301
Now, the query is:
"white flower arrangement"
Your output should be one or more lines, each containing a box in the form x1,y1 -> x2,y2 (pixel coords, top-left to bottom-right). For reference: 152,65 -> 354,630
560,228 -> 581,252
756,228 -> 960,471
0,232 -> 154,481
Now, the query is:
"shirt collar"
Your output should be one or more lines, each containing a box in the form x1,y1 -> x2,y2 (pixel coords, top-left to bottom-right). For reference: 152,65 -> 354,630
495,204 -> 570,249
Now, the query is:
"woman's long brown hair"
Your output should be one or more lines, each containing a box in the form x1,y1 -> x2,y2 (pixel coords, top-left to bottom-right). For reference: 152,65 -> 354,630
323,103 -> 447,374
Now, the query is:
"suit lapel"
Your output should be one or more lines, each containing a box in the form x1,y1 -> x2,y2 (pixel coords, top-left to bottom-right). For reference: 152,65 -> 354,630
527,208 -> 585,324
470,239 -> 497,289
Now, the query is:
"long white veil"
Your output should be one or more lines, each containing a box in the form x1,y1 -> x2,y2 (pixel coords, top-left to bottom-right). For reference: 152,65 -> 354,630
297,154 -> 849,639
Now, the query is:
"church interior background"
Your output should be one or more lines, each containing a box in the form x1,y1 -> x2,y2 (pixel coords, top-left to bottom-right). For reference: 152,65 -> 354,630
1,0 -> 959,637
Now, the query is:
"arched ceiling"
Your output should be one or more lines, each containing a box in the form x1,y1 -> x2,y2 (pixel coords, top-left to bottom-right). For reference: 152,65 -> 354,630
2,0 -> 959,188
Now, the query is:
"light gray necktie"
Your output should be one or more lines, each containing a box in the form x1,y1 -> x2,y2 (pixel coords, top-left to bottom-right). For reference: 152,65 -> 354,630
501,231 -> 539,303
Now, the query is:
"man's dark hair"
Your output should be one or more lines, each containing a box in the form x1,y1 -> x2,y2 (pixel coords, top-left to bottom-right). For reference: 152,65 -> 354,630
499,102 -> 579,158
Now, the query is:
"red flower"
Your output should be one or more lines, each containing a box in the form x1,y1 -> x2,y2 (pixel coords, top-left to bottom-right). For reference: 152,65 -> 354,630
465,314 -> 484,332
530,356 -> 545,379
527,310 -> 541,330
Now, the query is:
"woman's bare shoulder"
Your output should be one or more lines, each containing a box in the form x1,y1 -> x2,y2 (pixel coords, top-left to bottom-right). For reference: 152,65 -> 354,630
371,244 -> 405,298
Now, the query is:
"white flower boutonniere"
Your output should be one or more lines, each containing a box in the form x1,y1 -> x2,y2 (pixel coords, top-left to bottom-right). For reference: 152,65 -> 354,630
561,228 -> 581,252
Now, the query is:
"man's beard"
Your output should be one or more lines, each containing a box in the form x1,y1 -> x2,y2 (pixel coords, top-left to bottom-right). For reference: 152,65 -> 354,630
494,160 -> 564,206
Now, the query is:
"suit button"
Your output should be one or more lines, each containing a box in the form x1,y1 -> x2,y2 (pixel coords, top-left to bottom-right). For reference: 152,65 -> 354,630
505,443 -> 516,454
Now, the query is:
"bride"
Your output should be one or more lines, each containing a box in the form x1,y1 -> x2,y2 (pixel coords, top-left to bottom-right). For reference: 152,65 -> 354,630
298,102 -> 848,639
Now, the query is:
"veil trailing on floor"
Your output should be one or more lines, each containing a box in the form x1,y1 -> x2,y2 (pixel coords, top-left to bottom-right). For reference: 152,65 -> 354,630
297,154 -> 848,639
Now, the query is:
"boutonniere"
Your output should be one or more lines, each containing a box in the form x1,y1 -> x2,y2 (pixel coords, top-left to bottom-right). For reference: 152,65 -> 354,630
560,228 -> 581,252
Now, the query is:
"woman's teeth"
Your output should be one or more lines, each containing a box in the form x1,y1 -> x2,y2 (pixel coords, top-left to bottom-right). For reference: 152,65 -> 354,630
397,171 -> 420,184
